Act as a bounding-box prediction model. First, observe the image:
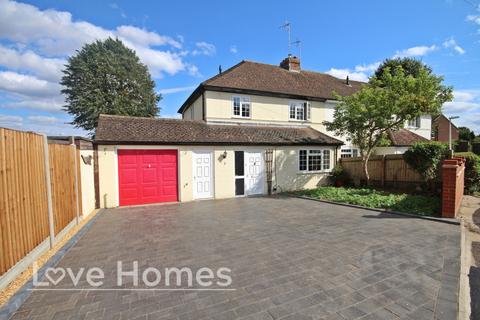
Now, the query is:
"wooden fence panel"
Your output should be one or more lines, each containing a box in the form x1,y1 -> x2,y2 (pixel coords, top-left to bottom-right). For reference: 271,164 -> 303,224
48,143 -> 78,235
340,154 -> 424,185
0,128 -> 50,275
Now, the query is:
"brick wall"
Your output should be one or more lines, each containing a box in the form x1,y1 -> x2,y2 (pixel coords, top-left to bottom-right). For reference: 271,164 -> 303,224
433,115 -> 459,142
441,157 -> 465,218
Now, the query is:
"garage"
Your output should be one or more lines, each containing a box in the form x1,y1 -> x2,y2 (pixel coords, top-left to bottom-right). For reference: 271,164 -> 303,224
117,149 -> 178,206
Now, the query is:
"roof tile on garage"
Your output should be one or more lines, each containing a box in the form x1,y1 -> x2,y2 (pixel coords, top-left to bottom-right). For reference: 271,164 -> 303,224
94,114 -> 343,146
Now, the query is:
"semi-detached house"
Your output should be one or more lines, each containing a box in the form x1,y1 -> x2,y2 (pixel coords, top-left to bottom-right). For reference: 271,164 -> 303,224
94,56 -> 429,207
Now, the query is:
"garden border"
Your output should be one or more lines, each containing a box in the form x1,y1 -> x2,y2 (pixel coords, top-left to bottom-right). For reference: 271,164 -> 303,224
291,194 -> 460,225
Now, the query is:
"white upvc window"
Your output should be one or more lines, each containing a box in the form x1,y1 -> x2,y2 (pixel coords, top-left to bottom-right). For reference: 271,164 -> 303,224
340,148 -> 359,158
289,101 -> 310,121
407,116 -> 421,128
299,149 -> 331,172
232,96 -> 251,118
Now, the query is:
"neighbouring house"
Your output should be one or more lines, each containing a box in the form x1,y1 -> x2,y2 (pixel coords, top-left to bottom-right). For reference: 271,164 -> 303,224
374,128 -> 429,155
94,56 -> 431,207
432,114 -> 459,142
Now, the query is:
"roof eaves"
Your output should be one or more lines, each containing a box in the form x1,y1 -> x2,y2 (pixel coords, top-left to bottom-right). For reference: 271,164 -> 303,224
203,85 -> 328,102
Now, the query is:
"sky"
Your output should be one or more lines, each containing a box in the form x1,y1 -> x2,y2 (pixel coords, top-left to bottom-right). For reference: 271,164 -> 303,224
0,0 -> 479,136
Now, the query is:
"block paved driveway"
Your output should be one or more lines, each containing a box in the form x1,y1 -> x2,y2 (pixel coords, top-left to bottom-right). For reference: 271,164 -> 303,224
10,196 -> 460,320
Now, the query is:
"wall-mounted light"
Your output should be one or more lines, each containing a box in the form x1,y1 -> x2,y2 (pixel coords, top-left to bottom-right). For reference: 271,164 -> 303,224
220,151 -> 227,160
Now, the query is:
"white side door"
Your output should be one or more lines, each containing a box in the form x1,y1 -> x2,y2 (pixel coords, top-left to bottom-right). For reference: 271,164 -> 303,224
245,151 -> 264,195
193,152 -> 213,199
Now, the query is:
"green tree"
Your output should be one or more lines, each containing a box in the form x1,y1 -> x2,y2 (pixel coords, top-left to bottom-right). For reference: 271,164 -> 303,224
324,64 -> 453,183
374,57 -> 433,79
458,126 -> 475,141
61,38 -> 160,132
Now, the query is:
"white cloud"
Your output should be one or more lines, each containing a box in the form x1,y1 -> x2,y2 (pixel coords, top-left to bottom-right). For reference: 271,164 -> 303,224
0,114 -> 23,128
1,98 -> 64,112
158,86 -> 196,95
393,45 -> 437,58
467,14 -> 480,25
0,45 -> 65,82
116,25 -> 181,48
192,42 -> 216,56
27,115 -> 62,124
230,45 -> 238,54
453,90 -> 476,102
186,64 -> 201,77
354,62 -> 380,73
443,38 -> 465,55
443,89 -> 480,133
0,71 -> 62,98
325,68 -> 369,82
0,0 -> 190,77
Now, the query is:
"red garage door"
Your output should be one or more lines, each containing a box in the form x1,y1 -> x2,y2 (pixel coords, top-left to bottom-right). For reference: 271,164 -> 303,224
118,149 -> 178,206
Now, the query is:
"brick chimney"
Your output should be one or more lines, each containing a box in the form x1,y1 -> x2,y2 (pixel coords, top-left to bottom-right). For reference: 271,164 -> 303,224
280,55 -> 301,72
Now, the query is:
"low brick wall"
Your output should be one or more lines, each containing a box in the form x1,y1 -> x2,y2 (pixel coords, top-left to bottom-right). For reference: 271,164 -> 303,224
441,157 -> 465,218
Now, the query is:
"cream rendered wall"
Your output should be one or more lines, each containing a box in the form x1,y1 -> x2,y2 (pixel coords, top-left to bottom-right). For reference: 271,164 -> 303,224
97,144 -> 336,207
204,91 -> 328,127
79,149 -> 96,216
272,146 -> 334,192
182,95 -> 203,120
405,115 -> 431,140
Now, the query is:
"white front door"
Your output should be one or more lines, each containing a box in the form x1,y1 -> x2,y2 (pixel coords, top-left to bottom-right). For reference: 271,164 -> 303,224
193,152 -> 213,199
245,151 -> 264,195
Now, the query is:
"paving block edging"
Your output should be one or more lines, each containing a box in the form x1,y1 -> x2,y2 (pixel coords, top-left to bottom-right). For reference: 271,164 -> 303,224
292,195 -> 460,225
0,209 -> 105,320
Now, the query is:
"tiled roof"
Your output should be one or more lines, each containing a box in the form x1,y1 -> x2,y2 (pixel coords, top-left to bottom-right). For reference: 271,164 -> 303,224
178,60 -> 365,113
388,128 -> 429,146
95,114 -> 343,146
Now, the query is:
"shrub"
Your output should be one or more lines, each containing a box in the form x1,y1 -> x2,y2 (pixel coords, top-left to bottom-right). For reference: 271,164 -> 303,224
455,152 -> 480,194
330,164 -> 350,186
404,142 -> 449,182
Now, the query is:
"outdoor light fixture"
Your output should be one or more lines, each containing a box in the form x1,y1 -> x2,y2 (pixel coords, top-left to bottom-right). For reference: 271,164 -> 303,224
220,151 -> 227,160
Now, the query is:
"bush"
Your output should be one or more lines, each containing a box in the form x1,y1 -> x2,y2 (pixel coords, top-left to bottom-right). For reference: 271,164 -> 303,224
455,152 -> 480,194
404,142 -> 449,182
330,164 -> 350,186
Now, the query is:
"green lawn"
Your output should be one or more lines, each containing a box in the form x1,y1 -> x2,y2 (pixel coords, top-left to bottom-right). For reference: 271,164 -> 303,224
294,187 -> 441,216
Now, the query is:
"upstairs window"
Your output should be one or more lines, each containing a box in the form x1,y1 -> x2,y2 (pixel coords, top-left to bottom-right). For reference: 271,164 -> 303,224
232,96 -> 251,118
407,117 -> 421,128
341,148 -> 359,158
299,149 -> 331,172
289,101 -> 311,121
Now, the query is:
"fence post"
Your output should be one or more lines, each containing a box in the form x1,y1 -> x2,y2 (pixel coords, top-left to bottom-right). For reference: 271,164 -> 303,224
42,134 -> 55,248
71,137 -> 80,225
381,155 -> 386,187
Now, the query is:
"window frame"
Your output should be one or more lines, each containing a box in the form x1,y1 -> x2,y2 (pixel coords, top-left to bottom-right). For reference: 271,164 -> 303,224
232,96 -> 251,119
340,148 -> 359,158
407,116 -> 421,128
289,101 -> 311,122
298,148 -> 332,173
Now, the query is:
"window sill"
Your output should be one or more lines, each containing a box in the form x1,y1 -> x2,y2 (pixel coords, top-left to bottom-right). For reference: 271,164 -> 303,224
232,116 -> 251,119
289,119 -> 310,123
298,171 -> 331,175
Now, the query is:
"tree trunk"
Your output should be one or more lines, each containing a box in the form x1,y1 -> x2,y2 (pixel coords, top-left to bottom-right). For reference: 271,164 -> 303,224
362,154 -> 371,186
